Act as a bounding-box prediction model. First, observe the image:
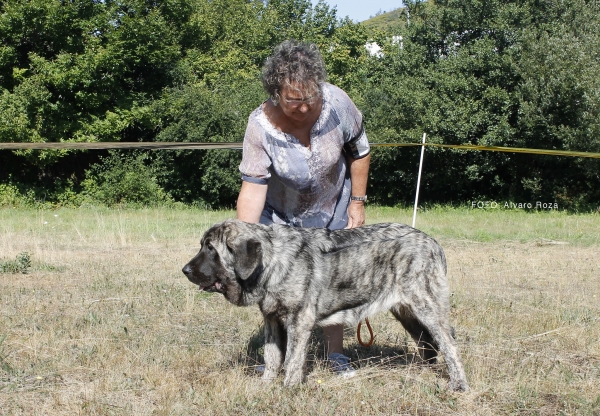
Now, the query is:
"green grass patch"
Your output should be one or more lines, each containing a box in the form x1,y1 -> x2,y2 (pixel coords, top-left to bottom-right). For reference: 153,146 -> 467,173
0,252 -> 31,274
2,205 -> 599,246
368,205 -> 600,245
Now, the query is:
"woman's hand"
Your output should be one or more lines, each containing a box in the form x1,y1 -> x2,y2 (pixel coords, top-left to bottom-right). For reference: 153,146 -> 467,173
347,200 -> 365,228
346,153 -> 370,229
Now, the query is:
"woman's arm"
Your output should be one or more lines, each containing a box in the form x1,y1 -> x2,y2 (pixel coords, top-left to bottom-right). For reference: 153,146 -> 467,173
346,153 -> 370,228
236,181 -> 268,223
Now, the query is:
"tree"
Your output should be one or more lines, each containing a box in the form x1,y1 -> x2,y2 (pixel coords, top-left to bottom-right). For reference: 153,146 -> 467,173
360,0 -> 600,208
0,0 -> 188,148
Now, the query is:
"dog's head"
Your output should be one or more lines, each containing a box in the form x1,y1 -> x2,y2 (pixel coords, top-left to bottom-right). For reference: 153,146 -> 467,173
182,219 -> 264,305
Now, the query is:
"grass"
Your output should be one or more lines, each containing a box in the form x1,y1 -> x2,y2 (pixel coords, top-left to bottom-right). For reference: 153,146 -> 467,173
370,205 -> 600,246
0,252 -> 31,274
0,206 -> 599,414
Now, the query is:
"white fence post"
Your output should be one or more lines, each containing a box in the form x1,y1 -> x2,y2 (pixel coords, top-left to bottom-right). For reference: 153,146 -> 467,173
412,133 -> 427,228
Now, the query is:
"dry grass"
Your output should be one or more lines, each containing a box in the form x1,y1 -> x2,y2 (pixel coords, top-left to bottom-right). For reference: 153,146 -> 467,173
0,207 -> 599,415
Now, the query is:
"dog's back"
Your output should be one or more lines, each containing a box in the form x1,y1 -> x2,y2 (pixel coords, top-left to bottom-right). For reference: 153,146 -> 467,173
326,223 -> 420,247
313,223 -> 466,391
312,224 -> 449,327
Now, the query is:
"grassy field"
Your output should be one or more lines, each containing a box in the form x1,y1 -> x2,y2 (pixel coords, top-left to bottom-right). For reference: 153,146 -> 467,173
0,206 -> 599,415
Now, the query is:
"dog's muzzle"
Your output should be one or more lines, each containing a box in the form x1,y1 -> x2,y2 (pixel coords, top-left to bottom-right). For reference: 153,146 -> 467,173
182,264 -> 192,275
182,263 -> 223,293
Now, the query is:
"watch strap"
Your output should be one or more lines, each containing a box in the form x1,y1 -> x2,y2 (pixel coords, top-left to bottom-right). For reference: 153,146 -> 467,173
350,195 -> 367,202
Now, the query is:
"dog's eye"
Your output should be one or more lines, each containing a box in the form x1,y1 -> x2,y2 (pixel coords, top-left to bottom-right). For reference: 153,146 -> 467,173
205,242 -> 214,251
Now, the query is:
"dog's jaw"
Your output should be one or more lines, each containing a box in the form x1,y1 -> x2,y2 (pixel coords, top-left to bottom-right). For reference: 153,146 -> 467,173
182,244 -> 230,294
187,269 -> 245,305
198,281 -> 224,293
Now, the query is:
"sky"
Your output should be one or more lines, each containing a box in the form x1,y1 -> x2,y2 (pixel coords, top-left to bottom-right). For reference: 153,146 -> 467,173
311,0 -> 403,23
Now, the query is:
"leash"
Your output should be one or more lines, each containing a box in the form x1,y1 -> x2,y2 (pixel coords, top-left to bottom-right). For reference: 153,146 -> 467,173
357,318 -> 374,347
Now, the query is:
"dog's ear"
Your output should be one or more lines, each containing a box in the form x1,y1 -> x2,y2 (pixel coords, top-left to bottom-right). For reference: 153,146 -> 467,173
227,236 -> 262,280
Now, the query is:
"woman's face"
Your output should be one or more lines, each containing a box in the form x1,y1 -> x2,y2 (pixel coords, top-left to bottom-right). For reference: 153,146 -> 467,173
278,82 -> 320,123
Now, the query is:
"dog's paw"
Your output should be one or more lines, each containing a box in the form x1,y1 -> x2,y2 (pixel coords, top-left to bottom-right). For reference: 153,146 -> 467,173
283,373 -> 305,387
261,371 -> 278,383
447,379 -> 469,392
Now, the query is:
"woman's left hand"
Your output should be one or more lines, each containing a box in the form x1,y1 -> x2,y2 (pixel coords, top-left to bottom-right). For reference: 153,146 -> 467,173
345,153 -> 370,229
346,201 -> 365,228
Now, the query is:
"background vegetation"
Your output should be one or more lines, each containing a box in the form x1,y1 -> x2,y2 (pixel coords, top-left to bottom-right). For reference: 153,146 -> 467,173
1,0 -> 599,209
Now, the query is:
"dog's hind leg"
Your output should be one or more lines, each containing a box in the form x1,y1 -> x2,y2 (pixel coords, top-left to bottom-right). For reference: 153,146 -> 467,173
421,316 -> 469,391
391,305 -> 439,363
263,317 -> 287,382
393,304 -> 469,391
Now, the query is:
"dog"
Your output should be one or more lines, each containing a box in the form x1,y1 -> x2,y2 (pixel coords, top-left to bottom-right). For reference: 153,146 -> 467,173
182,219 -> 469,391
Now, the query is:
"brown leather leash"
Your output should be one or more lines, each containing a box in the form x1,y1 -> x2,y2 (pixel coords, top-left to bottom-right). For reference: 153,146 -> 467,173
357,318 -> 374,347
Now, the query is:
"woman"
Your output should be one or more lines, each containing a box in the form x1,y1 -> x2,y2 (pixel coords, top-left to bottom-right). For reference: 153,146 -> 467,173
237,40 -> 370,377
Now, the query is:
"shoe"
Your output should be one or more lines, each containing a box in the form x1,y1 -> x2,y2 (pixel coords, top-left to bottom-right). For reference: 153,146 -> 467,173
328,353 -> 357,378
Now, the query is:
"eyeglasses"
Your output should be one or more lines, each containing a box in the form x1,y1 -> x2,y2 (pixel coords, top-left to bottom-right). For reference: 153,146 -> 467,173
279,93 -> 317,108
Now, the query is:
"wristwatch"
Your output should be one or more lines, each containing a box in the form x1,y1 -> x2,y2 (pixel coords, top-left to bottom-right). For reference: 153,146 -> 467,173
350,195 -> 367,202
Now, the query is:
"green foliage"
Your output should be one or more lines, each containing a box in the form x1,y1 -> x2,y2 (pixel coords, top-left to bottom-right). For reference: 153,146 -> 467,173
149,79 -> 263,207
82,151 -> 171,206
322,22 -> 371,90
361,7 -> 405,31
0,0 -> 369,208
0,0 -> 599,210
0,252 -> 31,274
358,0 -> 600,208
0,0 -> 186,149
0,183 -> 24,206
511,0 -> 600,208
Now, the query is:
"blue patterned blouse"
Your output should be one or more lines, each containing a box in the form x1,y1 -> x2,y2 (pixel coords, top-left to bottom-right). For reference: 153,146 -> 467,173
239,83 -> 370,230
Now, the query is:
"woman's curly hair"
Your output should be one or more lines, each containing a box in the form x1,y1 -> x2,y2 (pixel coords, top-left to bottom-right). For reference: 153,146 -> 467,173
262,40 -> 327,105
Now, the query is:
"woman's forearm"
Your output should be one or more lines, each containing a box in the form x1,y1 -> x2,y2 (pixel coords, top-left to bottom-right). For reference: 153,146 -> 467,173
236,181 -> 268,223
347,153 -> 370,197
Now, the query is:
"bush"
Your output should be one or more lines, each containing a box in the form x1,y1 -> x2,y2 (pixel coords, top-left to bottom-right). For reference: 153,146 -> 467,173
0,252 -> 31,274
0,184 -> 24,207
82,151 -> 171,206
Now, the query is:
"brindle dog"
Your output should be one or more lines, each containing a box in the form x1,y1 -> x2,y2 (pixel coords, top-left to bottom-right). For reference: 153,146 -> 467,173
182,219 -> 468,391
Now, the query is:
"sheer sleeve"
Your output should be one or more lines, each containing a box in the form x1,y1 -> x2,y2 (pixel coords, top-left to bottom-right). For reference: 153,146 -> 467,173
331,86 -> 370,159
239,111 -> 272,185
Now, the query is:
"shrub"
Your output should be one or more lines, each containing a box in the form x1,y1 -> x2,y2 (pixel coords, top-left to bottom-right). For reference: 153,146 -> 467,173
0,184 -> 23,207
82,151 -> 171,206
0,252 -> 31,274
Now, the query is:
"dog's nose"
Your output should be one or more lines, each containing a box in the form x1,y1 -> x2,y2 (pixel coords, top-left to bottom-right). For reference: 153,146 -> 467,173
182,264 -> 192,276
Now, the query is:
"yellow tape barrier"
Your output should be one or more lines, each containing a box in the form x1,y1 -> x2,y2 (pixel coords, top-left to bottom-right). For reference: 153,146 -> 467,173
372,142 -> 600,158
0,141 -> 599,158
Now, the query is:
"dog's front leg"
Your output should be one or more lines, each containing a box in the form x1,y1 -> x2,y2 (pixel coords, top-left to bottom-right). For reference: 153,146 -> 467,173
282,318 -> 313,387
262,316 -> 286,382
